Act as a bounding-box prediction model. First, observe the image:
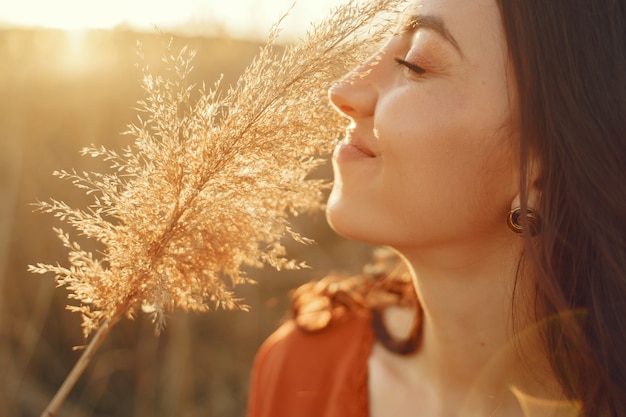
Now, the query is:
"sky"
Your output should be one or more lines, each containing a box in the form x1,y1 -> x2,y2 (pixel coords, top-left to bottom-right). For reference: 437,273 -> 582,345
0,0 -> 348,40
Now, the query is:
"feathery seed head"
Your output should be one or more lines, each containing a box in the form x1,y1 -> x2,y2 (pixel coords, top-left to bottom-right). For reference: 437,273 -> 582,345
29,0 -> 407,337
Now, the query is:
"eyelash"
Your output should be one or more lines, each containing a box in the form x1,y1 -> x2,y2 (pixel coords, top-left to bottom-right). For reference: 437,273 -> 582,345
394,57 -> 425,76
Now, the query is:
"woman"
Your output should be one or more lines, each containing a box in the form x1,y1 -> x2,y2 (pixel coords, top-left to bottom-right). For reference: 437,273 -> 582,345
247,0 -> 626,416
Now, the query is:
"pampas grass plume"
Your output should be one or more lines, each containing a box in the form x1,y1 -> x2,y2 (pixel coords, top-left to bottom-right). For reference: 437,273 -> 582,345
29,0 -> 406,415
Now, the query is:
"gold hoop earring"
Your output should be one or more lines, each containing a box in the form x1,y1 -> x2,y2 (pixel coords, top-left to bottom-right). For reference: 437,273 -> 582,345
507,207 -> 541,236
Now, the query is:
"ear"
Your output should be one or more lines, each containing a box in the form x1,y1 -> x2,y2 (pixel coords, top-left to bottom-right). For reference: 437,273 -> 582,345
510,154 -> 542,211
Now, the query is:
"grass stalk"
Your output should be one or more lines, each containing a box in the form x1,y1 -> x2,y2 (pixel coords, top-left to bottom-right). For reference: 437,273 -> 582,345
40,312 -> 122,417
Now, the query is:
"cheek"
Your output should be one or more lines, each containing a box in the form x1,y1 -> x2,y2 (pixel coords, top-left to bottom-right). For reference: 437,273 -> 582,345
376,89 -> 476,179
375,89 -> 518,212
376,83 -> 467,143
377,81 -> 513,171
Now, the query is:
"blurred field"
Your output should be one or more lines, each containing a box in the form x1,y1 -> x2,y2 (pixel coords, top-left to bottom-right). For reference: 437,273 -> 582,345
0,28 -> 375,417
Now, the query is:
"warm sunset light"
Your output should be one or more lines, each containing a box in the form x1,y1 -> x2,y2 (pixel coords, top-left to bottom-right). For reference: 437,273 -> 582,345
0,0 -> 404,415
0,0 -> 347,39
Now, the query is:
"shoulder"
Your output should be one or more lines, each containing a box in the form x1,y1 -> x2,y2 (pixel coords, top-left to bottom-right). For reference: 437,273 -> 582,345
247,311 -> 373,417
255,309 -> 373,374
247,249 -> 420,417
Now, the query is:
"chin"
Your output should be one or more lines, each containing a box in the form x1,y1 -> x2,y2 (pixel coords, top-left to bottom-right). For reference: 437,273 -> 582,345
326,195 -> 360,240
326,181 -> 399,246
325,197 -> 380,245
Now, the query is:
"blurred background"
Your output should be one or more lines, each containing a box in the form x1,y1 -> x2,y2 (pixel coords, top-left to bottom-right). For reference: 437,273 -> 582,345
0,1 -> 378,416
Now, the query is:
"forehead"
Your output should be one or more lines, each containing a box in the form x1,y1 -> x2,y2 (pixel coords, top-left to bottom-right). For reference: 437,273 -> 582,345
408,0 -> 505,59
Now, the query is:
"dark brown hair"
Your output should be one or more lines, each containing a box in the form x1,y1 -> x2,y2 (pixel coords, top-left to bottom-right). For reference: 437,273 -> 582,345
497,1 -> 626,415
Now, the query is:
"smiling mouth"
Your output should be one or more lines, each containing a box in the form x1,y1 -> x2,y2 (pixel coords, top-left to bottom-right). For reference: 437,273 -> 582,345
347,141 -> 377,157
334,139 -> 378,161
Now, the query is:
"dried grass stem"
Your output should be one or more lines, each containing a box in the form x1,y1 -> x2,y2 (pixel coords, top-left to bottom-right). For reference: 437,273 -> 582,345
40,300 -> 129,417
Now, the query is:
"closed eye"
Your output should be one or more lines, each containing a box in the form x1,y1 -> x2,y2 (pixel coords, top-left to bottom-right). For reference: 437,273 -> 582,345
394,57 -> 425,76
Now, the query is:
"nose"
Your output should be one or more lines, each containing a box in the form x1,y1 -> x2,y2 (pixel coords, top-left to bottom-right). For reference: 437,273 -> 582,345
328,56 -> 380,120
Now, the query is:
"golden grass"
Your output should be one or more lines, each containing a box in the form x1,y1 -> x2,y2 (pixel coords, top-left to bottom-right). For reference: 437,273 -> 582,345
24,0 -> 406,415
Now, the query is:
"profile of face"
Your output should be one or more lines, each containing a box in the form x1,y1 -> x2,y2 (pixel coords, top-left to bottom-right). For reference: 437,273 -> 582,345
327,0 -> 521,255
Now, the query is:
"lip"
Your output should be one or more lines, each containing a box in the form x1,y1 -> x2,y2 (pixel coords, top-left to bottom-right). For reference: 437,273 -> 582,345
333,136 -> 378,162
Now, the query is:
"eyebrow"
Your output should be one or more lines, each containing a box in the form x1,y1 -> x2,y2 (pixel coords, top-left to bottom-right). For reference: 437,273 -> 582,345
401,14 -> 464,58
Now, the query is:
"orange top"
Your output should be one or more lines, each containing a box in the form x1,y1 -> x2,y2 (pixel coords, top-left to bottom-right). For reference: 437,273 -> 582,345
246,311 -> 375,417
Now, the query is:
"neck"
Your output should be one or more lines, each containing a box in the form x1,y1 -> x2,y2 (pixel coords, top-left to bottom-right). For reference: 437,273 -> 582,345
395,236 -> 567,416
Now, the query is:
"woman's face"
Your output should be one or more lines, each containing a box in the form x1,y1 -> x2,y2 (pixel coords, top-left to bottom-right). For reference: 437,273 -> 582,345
326,0 -> 520,253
